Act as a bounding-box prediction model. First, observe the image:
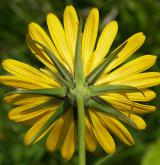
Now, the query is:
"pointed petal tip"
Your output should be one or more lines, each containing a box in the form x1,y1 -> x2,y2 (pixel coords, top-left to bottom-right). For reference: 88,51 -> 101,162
109,20 -> 118,26
65,5 -> 75,10
89,8 -> 99,16
47,13 -> 56,20
28,22 -> 38,29
107,147 -> 116,154
137,32 -> 146,39
2,59 -> 12,68
23,136 -> 31,146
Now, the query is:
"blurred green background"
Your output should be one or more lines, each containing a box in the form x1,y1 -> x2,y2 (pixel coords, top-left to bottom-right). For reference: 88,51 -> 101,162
0,0 -> 160,164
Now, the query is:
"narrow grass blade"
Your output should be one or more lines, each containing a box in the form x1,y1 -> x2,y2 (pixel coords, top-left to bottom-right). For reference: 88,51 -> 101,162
29,99 -> 70,144
87,97 -> 137,129
86,42 -> 127,85
6,87 -> 67,97
74,18 -> 85,85
89,84 -> 144,96
32,41 -> 72,81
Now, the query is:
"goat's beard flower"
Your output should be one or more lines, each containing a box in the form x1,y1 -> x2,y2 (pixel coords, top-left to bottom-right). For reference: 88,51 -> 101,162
1,5 -> 160,161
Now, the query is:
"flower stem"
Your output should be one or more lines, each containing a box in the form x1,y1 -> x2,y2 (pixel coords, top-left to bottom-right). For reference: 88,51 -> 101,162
76,94 -> 86,165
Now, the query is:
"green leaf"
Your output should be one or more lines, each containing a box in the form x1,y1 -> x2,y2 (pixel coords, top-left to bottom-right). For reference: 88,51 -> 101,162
74,18 -> 85,85
86,41 -> 127,85
30,99 -> 70,144
32,40 -> 72,81
87,97 -> 137,129
6,87 -> 67,97
89,84 -> 144,96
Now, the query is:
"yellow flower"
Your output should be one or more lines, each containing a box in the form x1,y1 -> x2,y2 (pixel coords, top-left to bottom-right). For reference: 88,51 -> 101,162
1,5 -> 160,161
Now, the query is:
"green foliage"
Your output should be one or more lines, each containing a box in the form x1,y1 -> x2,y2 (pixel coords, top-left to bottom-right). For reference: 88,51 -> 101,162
142,139 -> 160,165
0,0 -> 160,164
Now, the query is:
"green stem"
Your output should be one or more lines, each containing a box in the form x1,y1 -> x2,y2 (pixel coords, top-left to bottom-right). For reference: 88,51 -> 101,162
76,94 -> 86,165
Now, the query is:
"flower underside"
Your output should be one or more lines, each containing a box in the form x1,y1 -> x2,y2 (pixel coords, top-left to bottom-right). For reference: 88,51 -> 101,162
1,5 -> 160,163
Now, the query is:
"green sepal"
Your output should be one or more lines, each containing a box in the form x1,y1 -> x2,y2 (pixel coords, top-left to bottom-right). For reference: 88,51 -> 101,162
32,40 -> 72,81
74,18 -> 85,85
30,98 -> 70,144
87,97 -> 138,129
86,42 -> 127,85
89,84 -> 144,96
46,68 -> 72,87
6,87 -> 67,97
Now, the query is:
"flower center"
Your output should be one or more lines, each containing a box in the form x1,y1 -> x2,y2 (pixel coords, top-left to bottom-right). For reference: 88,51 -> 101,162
67,84 -> 90,107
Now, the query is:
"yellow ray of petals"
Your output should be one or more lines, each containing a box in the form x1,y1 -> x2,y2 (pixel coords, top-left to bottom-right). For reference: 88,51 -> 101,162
47,13 -> 73,73
0,76 -> 51,89
5,94 -> 52,106
85,115 -> 96,152
89,110 -> 115,154
26,34 -> 57,73
96,112 -> 135,146
123,113 -> 147,130
64,5 -> 78,56
8,103 -> 58,122
101,89 -> 156,102
28,22 -> 61,62
103,95 -> 156,114
46,116 -> 64,152
98,55 -> 157,84
3,59 -> 59,87
24,111 -> 55,145
82,8 -> 99,74
19,113 -> 47,126
60,110 -> 75,160
104,32 -> 145,74
40,68 -> 57,78
108,72 -> 160,89
89,21 -> 118,73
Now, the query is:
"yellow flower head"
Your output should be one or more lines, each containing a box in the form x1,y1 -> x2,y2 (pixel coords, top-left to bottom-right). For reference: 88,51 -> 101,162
1,5 -> 160,161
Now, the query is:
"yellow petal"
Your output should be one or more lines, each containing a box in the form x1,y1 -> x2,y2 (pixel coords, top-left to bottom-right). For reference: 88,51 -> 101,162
8,102 -> 58,122
26,34 -> 57,73
98,55 -> 157,84
60,110 -> 75,160
85,115 -> 96,152
97,112 -> 135,146
40,68 -> 57,78
89,110 -> 115,154
28,22 -> 60,58
82,8 -> 99,74
24,111 -> 55,145
89,21 -> 118,73
123,113 -> 147,130
19,114 -> 46,126
109,72 -> 160,89
46,110 -> 73,151
64,5 -> 78,56
0,76 -> 44,89
46,116 -> 64,152
2,59 -> 59,87
103,94 -> 156,114
101,89 -> 156,102
28,22 -> 64,65
47,13 -> 73,73
5,94 -> 52,106
104,32 -> 145,74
